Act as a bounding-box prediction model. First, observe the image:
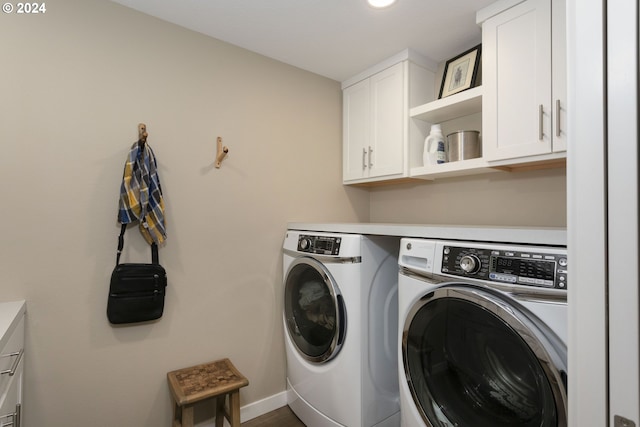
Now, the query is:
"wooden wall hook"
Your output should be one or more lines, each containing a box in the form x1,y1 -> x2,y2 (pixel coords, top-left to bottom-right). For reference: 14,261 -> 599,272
138,123 -> 148,148
215,137 -> 229,168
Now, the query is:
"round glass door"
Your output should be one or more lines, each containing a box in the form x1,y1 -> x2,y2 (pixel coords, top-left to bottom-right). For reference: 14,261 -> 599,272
284,257 -> 345,363
403,285 -> 566,427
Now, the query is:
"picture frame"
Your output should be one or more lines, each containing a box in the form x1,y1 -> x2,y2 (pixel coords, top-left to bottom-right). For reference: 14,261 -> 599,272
438,44 -> 482,99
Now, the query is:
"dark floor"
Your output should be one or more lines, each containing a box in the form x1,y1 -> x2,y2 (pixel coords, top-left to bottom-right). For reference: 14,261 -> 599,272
241,406 -> 306,427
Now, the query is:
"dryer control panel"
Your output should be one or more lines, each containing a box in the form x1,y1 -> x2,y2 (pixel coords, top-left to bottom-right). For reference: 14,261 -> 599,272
297,235 -> 342,255
440,245 -> 568,290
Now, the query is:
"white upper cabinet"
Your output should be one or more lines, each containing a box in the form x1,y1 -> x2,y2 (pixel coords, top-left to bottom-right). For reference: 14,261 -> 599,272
342,2 -> 569,184
343,63 -> 404,182
343,77 -> 372,182
480,0 -> 566,161
342,50 -> 435,184
369,64 -> 405,178
551,0 -> 567,153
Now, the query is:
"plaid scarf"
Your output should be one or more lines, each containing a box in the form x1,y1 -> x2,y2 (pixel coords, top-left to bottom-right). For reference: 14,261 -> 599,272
118,141 -> 166,245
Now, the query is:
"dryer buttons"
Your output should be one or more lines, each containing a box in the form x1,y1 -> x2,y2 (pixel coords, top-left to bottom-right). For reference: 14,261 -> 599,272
297,235 -> 341,255
442,246 -> 490,279
441,245 -> 568,290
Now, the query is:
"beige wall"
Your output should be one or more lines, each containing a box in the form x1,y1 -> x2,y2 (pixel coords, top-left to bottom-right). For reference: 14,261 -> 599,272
370,167 -> 566,226
0,0 -> 565,425
0,0 -> 368,425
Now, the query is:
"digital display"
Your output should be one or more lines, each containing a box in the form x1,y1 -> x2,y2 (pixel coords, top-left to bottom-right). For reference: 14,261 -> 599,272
497,258 -> 517,269
494,257 -> 555,281
315,239 -> 334,251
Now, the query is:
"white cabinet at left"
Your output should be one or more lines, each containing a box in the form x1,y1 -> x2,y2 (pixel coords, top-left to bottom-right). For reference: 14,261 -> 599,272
0,301 -> 25,427
342,50 -> 435,184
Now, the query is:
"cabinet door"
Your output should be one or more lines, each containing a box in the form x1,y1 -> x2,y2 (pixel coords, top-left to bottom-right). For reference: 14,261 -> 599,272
0,355 -> 22,427
483,0 -> 552,161
0,317 -> 23,404
0,373 -> 21,427
369,62 -> 405,178
551,0 -> 567,153
343,78 -> 371,181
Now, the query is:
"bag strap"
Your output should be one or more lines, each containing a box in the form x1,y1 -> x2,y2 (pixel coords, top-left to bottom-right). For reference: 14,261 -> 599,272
116,224 -> 159,265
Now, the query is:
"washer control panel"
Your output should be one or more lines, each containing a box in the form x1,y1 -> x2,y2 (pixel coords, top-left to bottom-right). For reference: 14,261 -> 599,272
441,245 -> 568,290
297,235 -> 341,255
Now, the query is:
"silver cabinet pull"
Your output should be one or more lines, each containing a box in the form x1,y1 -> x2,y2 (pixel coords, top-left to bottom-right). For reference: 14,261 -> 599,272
362,147 -> 367,169
0,349 -> 23,376
368,146 -> 373,168
555,99 -> 561,137
539,104 -> 544,140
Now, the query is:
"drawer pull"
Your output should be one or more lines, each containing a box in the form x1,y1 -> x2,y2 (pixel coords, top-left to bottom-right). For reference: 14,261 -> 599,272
0,349 -> 23,376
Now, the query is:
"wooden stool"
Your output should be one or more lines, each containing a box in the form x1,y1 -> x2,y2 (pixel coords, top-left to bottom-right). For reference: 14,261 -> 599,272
167,358 -> 249,427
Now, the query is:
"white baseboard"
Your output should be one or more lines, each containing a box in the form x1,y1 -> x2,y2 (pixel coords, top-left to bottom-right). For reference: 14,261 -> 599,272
194,390 -> 289,426
240,390 -> 289,422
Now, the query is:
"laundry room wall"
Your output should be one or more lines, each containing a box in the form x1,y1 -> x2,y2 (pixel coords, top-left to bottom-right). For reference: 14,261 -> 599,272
0,0 -> 368,425
369,167 -> 567,226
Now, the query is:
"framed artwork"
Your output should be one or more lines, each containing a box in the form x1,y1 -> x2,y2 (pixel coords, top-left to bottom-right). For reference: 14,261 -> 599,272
438,44 -> 482,99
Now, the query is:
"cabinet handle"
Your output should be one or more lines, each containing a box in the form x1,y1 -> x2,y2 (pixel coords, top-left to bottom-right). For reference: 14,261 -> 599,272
368,146 -> 373,168
539,104 -> 544,140
0,349 -> 23,376
362,148 -> 367,169
555,99 -> 561,137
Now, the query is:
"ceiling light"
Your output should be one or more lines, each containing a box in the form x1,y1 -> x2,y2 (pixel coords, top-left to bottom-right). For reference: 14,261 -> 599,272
368,0 -> 397,8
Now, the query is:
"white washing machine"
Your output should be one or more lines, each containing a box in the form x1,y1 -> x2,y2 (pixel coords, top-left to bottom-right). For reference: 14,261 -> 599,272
398,237 -> 568,427
283,230 -> 401,427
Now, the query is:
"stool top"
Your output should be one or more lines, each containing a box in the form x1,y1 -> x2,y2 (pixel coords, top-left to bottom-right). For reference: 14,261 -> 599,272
167,358 -> 249,405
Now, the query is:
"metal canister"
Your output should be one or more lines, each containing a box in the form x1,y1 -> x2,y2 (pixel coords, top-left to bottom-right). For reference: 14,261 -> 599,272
447,131 -> 481,162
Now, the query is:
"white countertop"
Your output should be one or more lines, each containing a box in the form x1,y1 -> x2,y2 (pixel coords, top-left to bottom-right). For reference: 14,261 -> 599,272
0,300 -> 26,350
287,222 -> 567,246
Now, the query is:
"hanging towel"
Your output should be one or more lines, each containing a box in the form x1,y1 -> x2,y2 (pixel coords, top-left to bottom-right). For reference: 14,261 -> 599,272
118,141 -> 167,245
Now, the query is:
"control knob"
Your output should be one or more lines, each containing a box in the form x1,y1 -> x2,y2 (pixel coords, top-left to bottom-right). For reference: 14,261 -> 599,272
299,238 -> 312,250
459,254 -> 481,273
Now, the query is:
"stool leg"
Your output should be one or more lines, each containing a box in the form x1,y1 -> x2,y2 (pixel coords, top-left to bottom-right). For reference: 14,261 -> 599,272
229,390 -> 241,427
181,404 -> 194,427
171,398 -> 181,427
215,396 -> 225,427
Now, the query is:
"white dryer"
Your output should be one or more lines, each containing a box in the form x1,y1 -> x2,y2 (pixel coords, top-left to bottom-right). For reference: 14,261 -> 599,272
398,237 -> 568,427
283,230 -> 401,427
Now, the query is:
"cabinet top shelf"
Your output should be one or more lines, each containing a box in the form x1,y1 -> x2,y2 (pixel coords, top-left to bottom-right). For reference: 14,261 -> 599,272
410,86 -> 482,123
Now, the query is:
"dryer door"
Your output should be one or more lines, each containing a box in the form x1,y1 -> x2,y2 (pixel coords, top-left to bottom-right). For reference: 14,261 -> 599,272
403,284 -> 567,427
284,257 -> 346,364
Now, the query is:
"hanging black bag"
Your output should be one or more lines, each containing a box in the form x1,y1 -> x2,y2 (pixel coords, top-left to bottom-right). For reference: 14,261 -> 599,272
107,224 -> 167,324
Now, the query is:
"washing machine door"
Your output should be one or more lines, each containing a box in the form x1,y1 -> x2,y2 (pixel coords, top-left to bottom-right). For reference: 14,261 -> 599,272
403,284 -> 567,427
284,257 -> 346,364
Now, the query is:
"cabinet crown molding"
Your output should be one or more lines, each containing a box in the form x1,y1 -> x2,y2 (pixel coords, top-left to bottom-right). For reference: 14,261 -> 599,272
476,0 -> 527,24
341,48 -> 437,89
